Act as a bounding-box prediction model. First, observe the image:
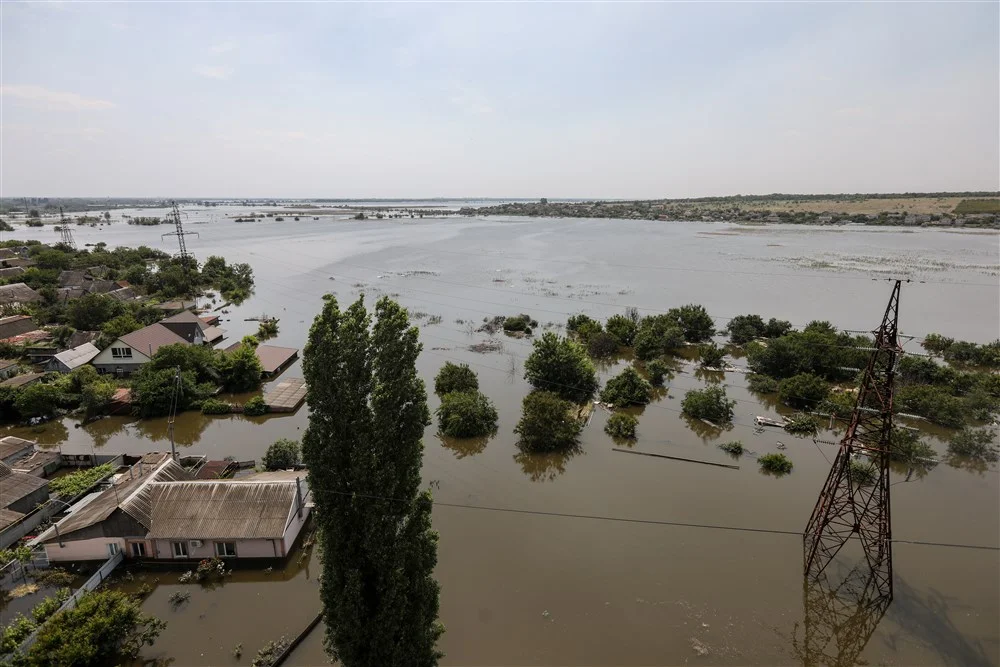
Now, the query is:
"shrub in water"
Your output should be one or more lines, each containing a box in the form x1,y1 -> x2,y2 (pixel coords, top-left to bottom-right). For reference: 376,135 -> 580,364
604,412 -> 638,439
681,386 -> 735,424
433,362 -> 479,396
600,367 -> 652,407
758,453 -> 793,475
436,391 -> 499,438
718,441 -> 744,456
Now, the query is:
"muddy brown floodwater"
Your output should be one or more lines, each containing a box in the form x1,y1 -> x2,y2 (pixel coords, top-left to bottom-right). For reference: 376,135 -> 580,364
3,211 -> 998,665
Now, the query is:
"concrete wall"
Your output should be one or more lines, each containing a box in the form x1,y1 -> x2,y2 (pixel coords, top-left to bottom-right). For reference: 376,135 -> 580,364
7,484 -> 50,515
46,536 -> 126,562
152,538 -> 281,560
282,505 -> 311,557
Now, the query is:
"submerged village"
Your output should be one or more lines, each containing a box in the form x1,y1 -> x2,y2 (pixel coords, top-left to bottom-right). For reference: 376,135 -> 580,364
0,199 -> 997,666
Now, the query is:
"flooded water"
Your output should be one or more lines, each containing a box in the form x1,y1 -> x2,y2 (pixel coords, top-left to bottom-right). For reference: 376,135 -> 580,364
4,212 -> 998,665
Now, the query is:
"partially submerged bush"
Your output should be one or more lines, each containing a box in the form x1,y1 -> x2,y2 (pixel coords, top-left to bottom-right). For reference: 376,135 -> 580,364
201,398 -> 232,415
747,374 -> 779,394
503,314 -> 537,334
605,314 -> 638,347
604,412 -> 638,439
600,367 -> 652,407
758,453 -> 793,475
946,427 -> 999,463
514,390 -> 582,452
698,342 -> 725,369
783,413 -> 820,436
434,362 -> 479,396
849,459 -> 878,486
646,359 -> 670,387
242,395 -> 268,416
523,332 -> 598,404
681,386 -> 735,424
633,315 -> 685,360
719,441 -> 744,456
890,427 -> 936,464
436,391 -> 499,438
587,332 -> 619,358
777,373 -> 829,409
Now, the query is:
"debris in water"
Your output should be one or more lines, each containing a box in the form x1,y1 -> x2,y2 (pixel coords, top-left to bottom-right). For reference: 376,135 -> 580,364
690,637 -> 710,656
541,609 -> 553,622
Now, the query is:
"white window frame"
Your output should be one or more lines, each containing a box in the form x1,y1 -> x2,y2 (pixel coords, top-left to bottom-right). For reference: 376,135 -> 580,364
111,347 -> 132,359
172,541 -> 188,558
107,543 -> 121,557
130,542 -> 146,558
215,542 -> 237,557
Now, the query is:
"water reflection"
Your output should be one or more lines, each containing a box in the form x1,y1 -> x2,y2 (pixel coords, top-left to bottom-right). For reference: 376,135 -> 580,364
513,444 -> 582,482
693,368 -> 725,385
4,419 -> 70,446
682,415 -> 734,441
437,433 -> 491,459
792,560 -> 892,667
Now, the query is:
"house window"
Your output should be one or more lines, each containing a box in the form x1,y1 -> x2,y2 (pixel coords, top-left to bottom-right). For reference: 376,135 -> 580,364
172,542 -> 188,558
111,347 -> 132,359
130,542 -> 146,558
107,543 -> 121,557
215,542 -> 237,558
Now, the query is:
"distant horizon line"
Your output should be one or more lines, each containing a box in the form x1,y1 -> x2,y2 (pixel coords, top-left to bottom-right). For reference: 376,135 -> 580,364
4,190 -> 999,202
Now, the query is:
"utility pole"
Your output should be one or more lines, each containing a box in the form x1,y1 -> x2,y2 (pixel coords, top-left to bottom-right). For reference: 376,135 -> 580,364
167,366 -> 182,461
804,280 -> 901,602
58,207 -> 76,249
161,201 -> 199,272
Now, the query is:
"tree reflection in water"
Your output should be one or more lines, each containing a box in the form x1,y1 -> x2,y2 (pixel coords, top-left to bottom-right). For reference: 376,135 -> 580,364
513,444 -> 582,482
437,433 -> 491,459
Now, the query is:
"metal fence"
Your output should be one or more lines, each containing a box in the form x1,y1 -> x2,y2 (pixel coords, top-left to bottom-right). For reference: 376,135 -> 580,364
17,550 -> 124,654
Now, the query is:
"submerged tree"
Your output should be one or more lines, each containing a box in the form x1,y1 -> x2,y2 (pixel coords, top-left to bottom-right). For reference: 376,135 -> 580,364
302,295 -> 443,667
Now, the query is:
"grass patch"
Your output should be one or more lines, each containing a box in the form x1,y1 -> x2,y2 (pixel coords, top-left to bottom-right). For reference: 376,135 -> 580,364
953,199 -> 1000,214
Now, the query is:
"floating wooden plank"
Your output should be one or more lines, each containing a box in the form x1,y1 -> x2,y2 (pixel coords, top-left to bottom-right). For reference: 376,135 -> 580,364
612,448 -> 739,470
264,378 -> 307,413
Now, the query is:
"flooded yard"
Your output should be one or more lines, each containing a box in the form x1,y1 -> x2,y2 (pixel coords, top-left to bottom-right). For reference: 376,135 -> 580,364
3,212 -> 998,665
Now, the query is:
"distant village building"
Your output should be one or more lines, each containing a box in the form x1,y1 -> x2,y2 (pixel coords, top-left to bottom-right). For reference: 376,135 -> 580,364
0,315 -> 37,341
91,323 -> 189,376
0,282 -> 42,307
0,372 -> 44,389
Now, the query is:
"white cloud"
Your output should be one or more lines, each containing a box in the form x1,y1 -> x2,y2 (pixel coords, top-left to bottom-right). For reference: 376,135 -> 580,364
194,64 -> 234,80
110,22 -> 129,31
211,41 -> 236,54
0,85 -> 115,111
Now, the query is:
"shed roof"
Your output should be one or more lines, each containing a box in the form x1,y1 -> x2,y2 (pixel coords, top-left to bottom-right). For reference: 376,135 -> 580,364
146,480 -> 299,540
0,460 -> 49,509
254,345 -> 299,374
0,316 -> 34,340
0,508 -> 24,530
52,342 -> 100,370
0,372 -> 45,388
0,283 -> 42,304
119,323 -> 188,357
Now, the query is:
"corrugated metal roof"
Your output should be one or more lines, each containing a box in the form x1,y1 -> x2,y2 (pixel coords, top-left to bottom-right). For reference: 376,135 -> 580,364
52,342 -> 100,370
0,507 -> 24,529
0,461 -> 48,508
146,481 -> 299,539
119,323 -> 188,357
42,453 -> 186,540
254,345 -> 298,374
0,283 -> 42,304
0,436 -> 34,461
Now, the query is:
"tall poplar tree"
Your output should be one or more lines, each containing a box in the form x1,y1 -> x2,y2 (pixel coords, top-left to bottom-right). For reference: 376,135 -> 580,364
302,295 -> 443,666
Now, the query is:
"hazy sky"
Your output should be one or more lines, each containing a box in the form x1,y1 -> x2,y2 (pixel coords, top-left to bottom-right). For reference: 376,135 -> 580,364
2,2 -> 998,198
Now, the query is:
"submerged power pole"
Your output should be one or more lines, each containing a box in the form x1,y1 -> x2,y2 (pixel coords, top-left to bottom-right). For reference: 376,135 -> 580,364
804,280 -> 901,601
162,202 -> 199,268
58,207 -> 77,249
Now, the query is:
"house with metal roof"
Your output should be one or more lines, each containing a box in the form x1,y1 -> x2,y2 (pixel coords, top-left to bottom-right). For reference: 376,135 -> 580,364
47,342 -> 101,373
0,282 -> 42,306
0,315 -> 36,341
0,460 -> 50,528
36,453 -> 310,563
90,323 -> 188,376
0,436 -> 35,465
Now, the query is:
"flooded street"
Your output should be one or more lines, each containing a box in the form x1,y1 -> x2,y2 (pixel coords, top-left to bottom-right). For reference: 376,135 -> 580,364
4,212 -> 998,665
